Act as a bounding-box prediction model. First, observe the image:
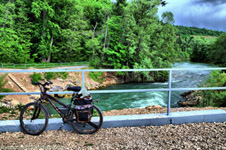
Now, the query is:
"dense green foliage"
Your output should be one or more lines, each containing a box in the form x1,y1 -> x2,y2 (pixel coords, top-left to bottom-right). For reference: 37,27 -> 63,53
0,0 -> 96,63
0,0 -> 179,81
1,0 -> 225,83
207,33 -> 226,66
178,33 -> 226,66
30,72 -> 43,83
176,25 -> 224,36
88,71 -> 105,83
175,26 -> 225,62
89,0 -> 178,81
175,35 -> 215,61
198,71 -> 226,107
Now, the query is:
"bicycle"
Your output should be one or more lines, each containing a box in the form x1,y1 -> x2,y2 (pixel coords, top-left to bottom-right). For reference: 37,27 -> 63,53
19,81 -> 103,135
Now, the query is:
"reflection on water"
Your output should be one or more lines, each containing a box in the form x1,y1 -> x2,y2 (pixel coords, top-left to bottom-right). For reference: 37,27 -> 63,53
45,62 -> 216,113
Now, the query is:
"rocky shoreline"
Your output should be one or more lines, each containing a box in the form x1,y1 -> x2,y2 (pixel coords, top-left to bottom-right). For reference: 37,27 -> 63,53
177,91 -> 200,107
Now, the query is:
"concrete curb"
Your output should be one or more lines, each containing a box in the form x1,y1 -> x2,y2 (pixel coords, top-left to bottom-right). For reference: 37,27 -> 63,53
0,110 -> 226,133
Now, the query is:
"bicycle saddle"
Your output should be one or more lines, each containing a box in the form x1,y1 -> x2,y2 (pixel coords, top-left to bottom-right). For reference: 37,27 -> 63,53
67,86 -> 81,92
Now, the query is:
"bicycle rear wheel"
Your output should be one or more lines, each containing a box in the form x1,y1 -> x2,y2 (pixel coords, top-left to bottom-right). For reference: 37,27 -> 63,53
20,102 -> 48,135
71,105 -> 103,134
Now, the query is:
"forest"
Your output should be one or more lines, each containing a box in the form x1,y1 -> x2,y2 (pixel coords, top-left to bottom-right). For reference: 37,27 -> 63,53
175,25 -> 224,37
0,0 -> 226,78
0,0 -> 226,107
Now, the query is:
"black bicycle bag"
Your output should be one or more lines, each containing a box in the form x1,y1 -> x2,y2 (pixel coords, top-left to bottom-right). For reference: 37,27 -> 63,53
74,96 -> 93,123
74,95 -> 92,105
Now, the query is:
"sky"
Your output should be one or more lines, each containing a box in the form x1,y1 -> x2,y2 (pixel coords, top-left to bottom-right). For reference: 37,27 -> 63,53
157,0 -> 226,31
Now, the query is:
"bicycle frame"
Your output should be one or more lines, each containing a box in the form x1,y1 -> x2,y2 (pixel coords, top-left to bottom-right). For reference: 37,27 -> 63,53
40,91 -> 75,119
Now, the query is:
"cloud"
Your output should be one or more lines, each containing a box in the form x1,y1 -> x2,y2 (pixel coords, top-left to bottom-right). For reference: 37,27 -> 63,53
158,0 -> 226,31
193,0 -> 226,6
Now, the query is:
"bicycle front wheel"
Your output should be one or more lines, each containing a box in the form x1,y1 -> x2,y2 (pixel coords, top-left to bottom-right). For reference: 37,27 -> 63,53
20,102 -> 49,135
71,105 -> 103,134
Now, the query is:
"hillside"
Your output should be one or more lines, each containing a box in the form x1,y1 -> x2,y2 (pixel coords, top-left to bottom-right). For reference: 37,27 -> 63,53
175,25 -> 225,36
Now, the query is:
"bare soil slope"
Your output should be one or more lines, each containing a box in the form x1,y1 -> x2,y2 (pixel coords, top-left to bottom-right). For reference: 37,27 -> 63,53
1,67 -> 122,106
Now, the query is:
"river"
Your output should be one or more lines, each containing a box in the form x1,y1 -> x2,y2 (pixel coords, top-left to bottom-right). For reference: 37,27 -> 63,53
46,62 -> 216,113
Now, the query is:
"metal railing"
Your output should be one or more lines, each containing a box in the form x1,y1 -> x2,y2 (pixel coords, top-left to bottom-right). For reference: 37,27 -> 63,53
1,62 -> 88,69
1,67 -> 226,115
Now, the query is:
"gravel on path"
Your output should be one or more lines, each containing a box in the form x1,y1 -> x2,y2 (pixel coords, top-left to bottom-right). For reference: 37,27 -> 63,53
0,122 -> 225,150
103,107 -> 226,116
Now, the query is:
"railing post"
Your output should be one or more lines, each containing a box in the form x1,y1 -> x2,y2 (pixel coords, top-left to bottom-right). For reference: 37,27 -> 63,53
24,64 -> 26,69
167,70 -> 172,115
82,71 -> 85,88
2,64 -> 3,70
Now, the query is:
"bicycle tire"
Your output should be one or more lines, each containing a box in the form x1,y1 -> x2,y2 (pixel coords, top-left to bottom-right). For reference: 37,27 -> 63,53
70,105 -> 103,134
20,102 -> 49,135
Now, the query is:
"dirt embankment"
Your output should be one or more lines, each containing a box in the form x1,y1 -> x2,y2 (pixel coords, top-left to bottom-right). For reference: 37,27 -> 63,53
1,67 -> 123,106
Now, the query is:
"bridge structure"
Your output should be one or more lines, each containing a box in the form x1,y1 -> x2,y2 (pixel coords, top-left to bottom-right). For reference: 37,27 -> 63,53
0,67 -> 226,133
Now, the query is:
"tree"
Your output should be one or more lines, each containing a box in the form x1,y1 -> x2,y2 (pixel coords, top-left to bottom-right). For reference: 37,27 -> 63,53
51,0 -> 91,62
207,33 -> 226,66
161,11 -> 174,24
31,0 -> 60,62
0,0 -> 18,63
114,0 -> 127,16
190,37 -> 210,62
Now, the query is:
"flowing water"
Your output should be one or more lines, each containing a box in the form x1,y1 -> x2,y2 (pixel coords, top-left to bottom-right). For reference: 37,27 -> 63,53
45,62 -> 216,113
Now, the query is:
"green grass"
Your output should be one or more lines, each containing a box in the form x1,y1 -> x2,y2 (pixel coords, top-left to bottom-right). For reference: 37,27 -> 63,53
30,72 -> 69,83
88,71 -> 105,83
192,35 -> 217,43
0,62 -> 88,69
18,136 -> 25,139
0,106 -> 11,114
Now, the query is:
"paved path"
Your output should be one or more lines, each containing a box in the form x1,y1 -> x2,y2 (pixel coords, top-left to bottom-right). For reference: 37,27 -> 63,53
0,122 -> 225,149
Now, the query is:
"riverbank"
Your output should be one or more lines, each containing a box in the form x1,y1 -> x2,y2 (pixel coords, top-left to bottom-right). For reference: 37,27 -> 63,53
1,61 -> 219,110
1,106 -> 225,120
102,106 -> 226,116
1,67 -> 124,106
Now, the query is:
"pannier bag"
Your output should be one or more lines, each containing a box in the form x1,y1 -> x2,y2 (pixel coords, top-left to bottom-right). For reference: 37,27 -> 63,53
76,108 -> 92,123
74,96 -> 93,123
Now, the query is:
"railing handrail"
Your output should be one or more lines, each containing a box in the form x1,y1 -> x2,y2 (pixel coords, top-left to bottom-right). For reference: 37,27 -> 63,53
1,67 -> 226,73
1,67 -> 226,115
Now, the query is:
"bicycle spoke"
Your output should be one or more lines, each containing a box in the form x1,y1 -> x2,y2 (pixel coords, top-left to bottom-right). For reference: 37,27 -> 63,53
88,122 -> 98,129
71,105 -> 103,134
20,102 -> 48,135
31,107 -> 38,120
35,108 -> 41,119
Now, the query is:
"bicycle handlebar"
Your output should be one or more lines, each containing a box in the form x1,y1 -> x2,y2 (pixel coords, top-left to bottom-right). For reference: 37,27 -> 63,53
32,80 -> 53,92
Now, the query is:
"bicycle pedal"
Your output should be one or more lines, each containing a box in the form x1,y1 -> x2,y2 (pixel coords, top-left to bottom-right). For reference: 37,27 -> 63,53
58,124 -> 64,130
